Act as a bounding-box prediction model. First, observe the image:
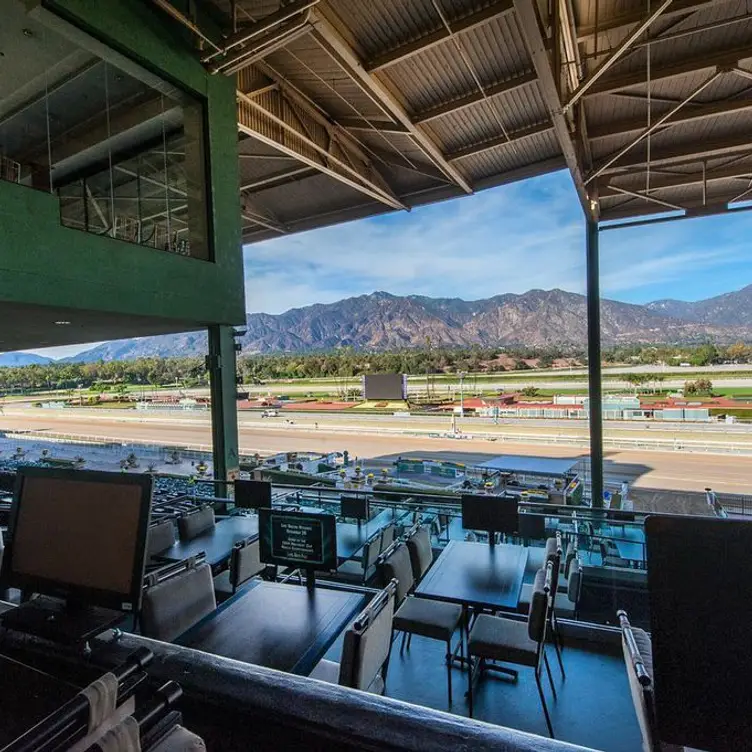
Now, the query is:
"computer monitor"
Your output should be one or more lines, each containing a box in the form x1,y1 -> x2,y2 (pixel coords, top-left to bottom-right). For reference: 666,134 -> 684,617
341,495 -> 369,521
1,467 -> 152,613
646,515 -> 752,750
234,479 -> 272,510
258,508 -> 337,572
0,472 -> 15,494
461,494 -> 519,536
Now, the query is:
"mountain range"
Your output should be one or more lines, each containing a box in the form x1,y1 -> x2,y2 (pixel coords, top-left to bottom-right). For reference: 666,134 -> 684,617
6,285 -> 752,363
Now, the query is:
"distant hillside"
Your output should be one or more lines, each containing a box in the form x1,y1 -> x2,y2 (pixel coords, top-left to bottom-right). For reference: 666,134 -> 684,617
646,284 -> 752,326
0,352 -> 52,367
66,331 -> 207,363
25,286 -> 748,362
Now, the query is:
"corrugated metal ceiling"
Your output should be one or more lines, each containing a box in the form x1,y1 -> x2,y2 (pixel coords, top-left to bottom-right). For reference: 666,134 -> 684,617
192,0 -> 752,235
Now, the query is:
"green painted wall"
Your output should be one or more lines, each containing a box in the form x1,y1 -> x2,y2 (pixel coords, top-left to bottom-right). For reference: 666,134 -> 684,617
0,0 -> 244,327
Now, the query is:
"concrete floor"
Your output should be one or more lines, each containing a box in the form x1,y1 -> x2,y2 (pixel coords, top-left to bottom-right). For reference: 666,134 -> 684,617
321,628 -> 641,752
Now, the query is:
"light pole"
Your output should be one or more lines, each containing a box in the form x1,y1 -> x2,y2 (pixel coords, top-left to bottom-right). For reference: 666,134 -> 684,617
459,371 -> 467,418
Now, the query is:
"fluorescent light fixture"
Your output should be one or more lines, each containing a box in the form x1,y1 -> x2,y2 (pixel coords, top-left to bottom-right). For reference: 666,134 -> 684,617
54,320 -> 71,325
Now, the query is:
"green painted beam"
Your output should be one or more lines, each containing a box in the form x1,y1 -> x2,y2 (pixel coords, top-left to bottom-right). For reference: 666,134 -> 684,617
208,324 -> 240,487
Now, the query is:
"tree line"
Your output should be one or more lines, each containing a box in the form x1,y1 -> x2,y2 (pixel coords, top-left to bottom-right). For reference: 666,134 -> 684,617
0,342 -> 750,392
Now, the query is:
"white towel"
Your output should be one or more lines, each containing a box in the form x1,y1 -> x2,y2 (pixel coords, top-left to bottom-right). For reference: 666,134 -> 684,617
95,715 -> 141,752
81,672 -> 119,732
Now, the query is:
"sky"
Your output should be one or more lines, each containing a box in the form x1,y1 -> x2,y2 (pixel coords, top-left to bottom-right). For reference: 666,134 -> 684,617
26,169 -> 752,358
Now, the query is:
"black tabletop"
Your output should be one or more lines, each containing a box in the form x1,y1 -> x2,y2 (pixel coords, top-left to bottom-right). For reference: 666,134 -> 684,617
336,508 -> 401,562
157,515 -> 259,567
0,654 -> 80,747
179,581 -> 365,675
415,541 -> 529,611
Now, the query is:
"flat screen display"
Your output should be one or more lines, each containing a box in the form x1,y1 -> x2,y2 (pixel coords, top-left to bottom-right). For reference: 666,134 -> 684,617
258,508 -> 337,571
341,495 -> 369,520
235,479 -> 272,509
2,468 -> 152,611
363,374 -> 406,401
461,494 -> 518,535
646,515 -> 752,751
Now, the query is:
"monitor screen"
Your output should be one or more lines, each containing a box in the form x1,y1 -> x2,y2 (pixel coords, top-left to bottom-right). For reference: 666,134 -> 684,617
0,473 -> 15,494
341,495 -> 369,520
234,479 -> 272,509
258,508 -> 337,571
646,515 -> 752,750
461,494 -> 518,535
2,468 -> 152,611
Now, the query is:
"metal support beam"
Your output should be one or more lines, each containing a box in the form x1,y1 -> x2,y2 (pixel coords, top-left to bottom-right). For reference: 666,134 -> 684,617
599,161 -> 752,196
564,0 -> 674,112
207,325 -> 240,489
365,0 -> 514,72
595,132 -> 752,173
446,121 -> 553,161
589,96 -> 752,140
513,0 -> 595,219
336,117 -> 410,134
240,193 -> 288,233
240,166 -> 317,191
309,12 -> 474,193
586,70 -> 721,184
202,0 -> 319,62
576,0 -> 727,39
607,184 -> 684,210
586,220 -> 604,508
413,72 -> 537,124
584,44 -> 752,97
236,70 -> 407,210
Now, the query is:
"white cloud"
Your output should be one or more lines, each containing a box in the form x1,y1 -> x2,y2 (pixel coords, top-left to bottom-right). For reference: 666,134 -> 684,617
243,172 -> 588,313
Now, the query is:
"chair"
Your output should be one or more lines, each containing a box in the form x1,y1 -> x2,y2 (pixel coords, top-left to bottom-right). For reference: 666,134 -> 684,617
309,580 -> 397,694
379,523 -> 396,553
554,559 -> 582,619
213,537 -> 264,601
406,525 -> 433,582
378,542 -> 463,705
178,506 -> 215,541
146,519 -> 176,559
599,540 -> 629,568
617,610 -> 684,752
141,560 -> 217,642
467,562 -> 556,737
336,530 -> 382,585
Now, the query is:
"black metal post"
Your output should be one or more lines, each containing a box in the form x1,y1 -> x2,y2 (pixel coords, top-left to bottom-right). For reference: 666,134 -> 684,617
586,219 -> 604,507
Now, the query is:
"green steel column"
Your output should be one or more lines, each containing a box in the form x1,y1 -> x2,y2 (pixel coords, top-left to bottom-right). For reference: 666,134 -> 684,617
586,219 -> 604,507
207,325 -> 240,492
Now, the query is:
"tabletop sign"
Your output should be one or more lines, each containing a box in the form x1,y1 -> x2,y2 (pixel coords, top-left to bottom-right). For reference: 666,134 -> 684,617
258,508 -> 337,571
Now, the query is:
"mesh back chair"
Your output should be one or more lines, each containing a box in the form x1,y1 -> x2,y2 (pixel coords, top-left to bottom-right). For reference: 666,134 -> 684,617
309,580 -> 397,694
141,560 -> 217,642
378,542 -> 463,706
599,539 -> 629,568
214,537 -> 264,601
379,523 -> 396,553
146,520 -> 177,559
554,559 -> 582,620
406,525 -> 433,582
617,610 -> 683,752
467,561 -> 557,737
337,530 -> 382,585
178,506 -> 215,541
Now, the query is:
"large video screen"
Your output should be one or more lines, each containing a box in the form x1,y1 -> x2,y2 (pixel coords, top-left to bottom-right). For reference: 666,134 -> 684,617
363,373 -> 406,401
258,509 -> 337,571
